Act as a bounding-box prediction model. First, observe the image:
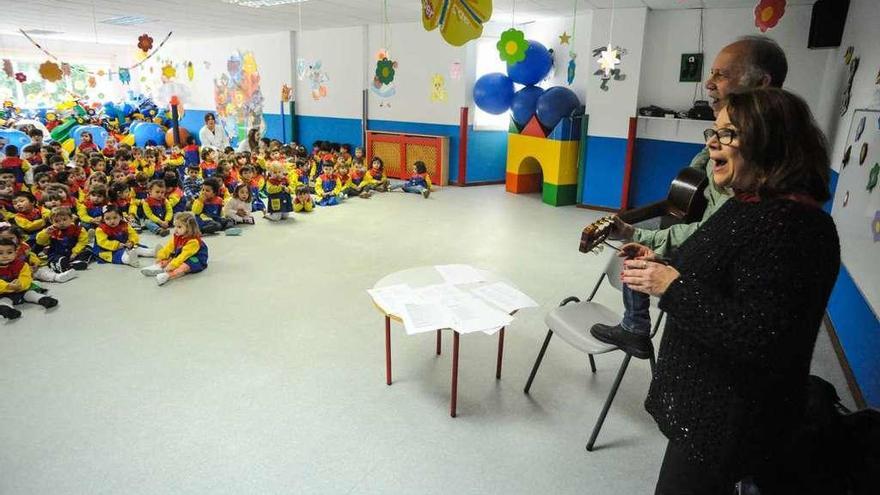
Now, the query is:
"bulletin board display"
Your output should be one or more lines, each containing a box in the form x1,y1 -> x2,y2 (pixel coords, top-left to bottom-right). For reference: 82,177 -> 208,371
830,109 -> 880,317
365,131 -> 449,186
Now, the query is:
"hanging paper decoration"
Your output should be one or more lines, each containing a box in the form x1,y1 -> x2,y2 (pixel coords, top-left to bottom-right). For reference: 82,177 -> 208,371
430,74 -> 447,102
296,58 -> 307,81
856,115 -> 867,141
375,56 -> 397,85
119,68 -> 131,84
867,163 -> 879,193
860,142 -> 868,165
2,59 -> 12,78
187,61 -> 194,81
38,60 -> 63,82
842,52 -> 860,116
376,49 -> 389,61
567,55 -> 577,85
559,32 -> 571,45
281,84 -> 292,103
449,61 -> 462,80
873,210 -> 880,242
754,0 -> 786,33
422,0 -> 493,47
161,63 -> 177,79
138,34 -> 154,52
497,29 -> 529,64
593,45 -> 626,91
87,76 -> 96,88
14,72 -> 26,83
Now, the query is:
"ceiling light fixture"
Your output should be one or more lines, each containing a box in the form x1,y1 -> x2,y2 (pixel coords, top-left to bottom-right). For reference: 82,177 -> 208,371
222,0 -> 309,7
100,15 -> 153,26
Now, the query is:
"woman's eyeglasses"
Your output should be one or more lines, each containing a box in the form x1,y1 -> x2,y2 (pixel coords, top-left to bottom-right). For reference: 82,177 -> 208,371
703,128 -> 738,145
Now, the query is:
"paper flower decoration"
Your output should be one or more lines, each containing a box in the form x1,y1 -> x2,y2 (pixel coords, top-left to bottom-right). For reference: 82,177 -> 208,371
187,62 -> 194,81
593,44 -> 626,91
497,29 -> 529,64
422,0 -> 493,47
118,68 -> 131,84
162,63 -> 177,79
2,59 -> 13,78
39,61 -> 63,82
14,72 -> 26,83
754,0 -> 786,33
376,49 -> 388,61
137,34 -> 154,52
375,57 -> 397,85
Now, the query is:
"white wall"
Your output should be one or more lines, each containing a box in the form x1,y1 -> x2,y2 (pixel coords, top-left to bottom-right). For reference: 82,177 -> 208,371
638,6 -> 835,126
367,22 -> 469,125
294,26 -> 365,120
587,7 -> 648,138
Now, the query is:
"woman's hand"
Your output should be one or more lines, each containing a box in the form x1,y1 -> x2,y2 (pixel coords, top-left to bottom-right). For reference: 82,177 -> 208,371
618,242 -> 655,260
621,258 -> 680,296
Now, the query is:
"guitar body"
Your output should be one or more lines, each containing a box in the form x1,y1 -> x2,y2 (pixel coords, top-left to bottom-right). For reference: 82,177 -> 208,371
580,166 -> 709,253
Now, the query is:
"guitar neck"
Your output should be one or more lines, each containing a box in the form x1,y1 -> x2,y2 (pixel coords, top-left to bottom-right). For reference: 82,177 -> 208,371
618,200 -> 670,225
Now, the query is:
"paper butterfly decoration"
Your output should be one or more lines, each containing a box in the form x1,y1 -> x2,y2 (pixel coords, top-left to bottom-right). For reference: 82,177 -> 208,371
422,0 -> 493,47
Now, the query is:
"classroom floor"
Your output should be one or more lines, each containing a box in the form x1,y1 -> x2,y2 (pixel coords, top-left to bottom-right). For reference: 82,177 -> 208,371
0,185 -> 855,494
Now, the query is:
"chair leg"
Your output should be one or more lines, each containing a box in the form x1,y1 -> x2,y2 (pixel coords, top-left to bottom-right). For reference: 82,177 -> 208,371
586,354 -> 632,452
588,354 -> 597,374
524,330 -> 553,394
648,346 -> 656,375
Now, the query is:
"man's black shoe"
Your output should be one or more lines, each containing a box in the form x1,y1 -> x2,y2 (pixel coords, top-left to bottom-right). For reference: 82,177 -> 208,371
590,323 -> 652,359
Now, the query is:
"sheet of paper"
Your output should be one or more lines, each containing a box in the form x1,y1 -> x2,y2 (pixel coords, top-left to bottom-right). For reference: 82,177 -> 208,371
446,297 -> 514,334
400,303 -> 454,335
470,282 -> 539,314
367,284 -> 423,317
434,264 -> 487,285
412,283 -> 469,306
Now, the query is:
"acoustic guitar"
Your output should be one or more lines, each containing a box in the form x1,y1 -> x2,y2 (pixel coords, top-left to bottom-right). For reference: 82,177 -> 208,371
579,166 -> 709,254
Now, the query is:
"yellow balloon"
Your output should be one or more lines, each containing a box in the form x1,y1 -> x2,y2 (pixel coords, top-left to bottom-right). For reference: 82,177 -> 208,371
61,138 -> 75,154
121,134 -> 135,146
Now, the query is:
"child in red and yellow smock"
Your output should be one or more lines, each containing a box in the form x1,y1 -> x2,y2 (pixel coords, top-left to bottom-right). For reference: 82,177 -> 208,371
366,157 -> 389,192
12,191 -> 46,244
35,207 -> 92,272
0,237 -> 58,320
140,212 -> 208,286
94,206 -> 155,267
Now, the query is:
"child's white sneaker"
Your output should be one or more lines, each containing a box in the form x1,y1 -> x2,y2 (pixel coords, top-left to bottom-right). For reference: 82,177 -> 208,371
122,249 -> 140,268
155,273 -> 170,286
141,264 -> 164,277
54,270 -> 78,283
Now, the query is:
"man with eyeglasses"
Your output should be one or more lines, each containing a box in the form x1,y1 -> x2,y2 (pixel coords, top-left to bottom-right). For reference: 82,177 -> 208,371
590,36 -> 788,359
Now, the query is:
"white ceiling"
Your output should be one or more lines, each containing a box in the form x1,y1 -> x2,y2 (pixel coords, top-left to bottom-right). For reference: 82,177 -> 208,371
0,0 -> 817,44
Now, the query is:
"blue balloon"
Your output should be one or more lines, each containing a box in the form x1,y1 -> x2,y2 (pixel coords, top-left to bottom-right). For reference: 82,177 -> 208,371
535,86 -> 580,130
72,125 -> 109,149
510,86 -> 545,126
132,122 -> 166,147
473,73 -> 515,115
0,130 -> 30,154
507,41 -> 553,86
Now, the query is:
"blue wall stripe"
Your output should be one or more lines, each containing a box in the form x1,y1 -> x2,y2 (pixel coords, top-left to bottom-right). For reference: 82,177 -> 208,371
467,129 -> 507,183
827,264 -> 880,407
581,135 -> 628,208
631,138 -> 705,208
295,115 -> 363,151
179,110 -> 292,146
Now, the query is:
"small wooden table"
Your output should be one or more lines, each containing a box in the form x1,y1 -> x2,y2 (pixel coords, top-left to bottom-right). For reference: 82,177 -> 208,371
371,267 -> 513,417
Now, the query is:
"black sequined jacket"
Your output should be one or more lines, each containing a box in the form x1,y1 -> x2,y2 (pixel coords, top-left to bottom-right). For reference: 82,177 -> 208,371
646,197 -> 840,470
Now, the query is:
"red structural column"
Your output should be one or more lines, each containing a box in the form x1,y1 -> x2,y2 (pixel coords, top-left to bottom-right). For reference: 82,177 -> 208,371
457,107 -> 468,186
620,117 -> 638,211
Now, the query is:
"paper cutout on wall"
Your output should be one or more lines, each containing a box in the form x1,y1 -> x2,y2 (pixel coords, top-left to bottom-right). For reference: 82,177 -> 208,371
87,76 -> 96,88
203,61 -> 211,70
842,145 -> 852,168
306,60 -> 329,100
214,50 -> 265,142
119,68 -> 131,84
161,63 -> 177,80
856,115 -> 866,141
754,0 -> 786,33
187,62 -> 194,81
559,32 -> 571,45
593,44 -> 626,91
872,210 -> 880,242
567,54 -> 577,85
2,59 -> 12,78
842,53 -> 860,116
497,29 -> 529,64
430,74 -> 447,102
422,0 -> 493,47
14,72 -> 26,83
296,58 -> 307,81
449,61 -> 462,80
372,55 -> 398,100
860,142 -> 868,165
137,34 -> 154,52
281,84 -> 292,103
844,46 -> 854,65
867,164 -> 879,193
38,61 -> 62,82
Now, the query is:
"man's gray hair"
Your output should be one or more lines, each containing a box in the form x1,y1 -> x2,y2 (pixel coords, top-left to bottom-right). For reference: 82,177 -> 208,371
735,35 -> 788,88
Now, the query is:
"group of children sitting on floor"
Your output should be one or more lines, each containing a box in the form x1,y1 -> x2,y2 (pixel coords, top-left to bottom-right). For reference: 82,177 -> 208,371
0,131 -> 435,319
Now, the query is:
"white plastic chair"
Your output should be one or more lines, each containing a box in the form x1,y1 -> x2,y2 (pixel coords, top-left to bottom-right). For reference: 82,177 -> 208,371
523,253 -> 665,451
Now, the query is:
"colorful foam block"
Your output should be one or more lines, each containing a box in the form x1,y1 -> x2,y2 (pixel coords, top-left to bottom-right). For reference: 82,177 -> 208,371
505,117 -> 580,207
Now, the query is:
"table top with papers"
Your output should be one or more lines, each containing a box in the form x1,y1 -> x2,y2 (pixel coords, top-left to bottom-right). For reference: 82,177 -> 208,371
368,265 -> 538,336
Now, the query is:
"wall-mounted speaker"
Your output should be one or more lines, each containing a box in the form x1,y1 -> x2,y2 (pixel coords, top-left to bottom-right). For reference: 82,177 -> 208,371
808,0 -> 850,49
